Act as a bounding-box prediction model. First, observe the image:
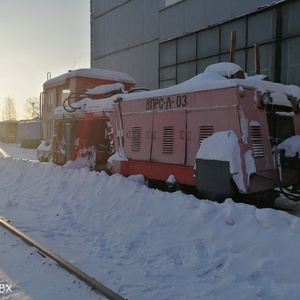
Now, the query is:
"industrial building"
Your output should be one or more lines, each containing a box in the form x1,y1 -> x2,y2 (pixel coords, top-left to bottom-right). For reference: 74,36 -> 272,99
90,0 -> 300,89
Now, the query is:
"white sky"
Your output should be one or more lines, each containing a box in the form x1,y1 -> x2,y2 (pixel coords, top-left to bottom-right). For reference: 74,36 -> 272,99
0,0 -> 90,120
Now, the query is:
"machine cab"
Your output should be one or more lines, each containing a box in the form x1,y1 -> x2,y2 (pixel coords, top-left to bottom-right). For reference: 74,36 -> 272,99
37,68 -> 135,162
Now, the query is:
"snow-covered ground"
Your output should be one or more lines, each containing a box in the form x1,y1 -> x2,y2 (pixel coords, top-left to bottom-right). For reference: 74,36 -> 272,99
1,142 -> 300,299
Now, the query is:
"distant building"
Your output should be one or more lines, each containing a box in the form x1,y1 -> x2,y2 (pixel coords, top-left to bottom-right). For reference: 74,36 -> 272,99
90,0 -> 300,88
0,120 -> 18,143
17,119 -> 40,148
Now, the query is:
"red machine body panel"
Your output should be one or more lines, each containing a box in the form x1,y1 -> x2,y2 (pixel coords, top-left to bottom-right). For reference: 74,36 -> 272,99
151,110 -> 186,164
122,111 -> 153,161
110,81 -> 299,195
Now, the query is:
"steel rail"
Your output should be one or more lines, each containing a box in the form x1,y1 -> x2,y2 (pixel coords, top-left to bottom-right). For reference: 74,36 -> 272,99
0,148 -> 9,158
0,217 -> 127,300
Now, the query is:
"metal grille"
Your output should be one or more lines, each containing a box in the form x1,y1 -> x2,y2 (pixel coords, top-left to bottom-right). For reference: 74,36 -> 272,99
162,126 -> 174,154
199,125 -> 214,146
131,126 -> 141,151
250,125 -> 264,157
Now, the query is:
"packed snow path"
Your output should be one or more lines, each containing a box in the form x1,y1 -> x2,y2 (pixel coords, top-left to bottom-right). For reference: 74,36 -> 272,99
1,143 -> 300,299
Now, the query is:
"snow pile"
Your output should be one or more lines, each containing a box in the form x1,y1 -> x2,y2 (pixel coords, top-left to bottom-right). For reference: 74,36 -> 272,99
1,143 -> 300,299
270,91 -> 292,107
278,135 -> 300,157
65,149 -> 96,169
196,130 -> 245,192
204,62 -> 243,78
86,82 -> 125,95
245,149 -> 256,183
284,84 -> 300,99
53,95 -> 116,116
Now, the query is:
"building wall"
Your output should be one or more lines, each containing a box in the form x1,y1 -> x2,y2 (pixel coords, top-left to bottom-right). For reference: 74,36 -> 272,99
91,0 -> 300,89
158,0 -> 281,42
91,0 -> 160,89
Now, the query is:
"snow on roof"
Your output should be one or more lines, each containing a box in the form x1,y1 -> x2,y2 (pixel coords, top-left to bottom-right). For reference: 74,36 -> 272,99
86,83 -> 125,95
0,120 -> 19,124
278,135 -> 300,157
204,62 -> 243,78
270,91 -> 292,107
113,71 -> 235,103
53,96 -> 116,117
119,63 -> 300,102
44,68 -> 136,88
54,63 -> 300,115
18,120 -> 40,125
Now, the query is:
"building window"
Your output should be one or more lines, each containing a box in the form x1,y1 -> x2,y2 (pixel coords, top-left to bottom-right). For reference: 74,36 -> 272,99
160,40 -> 176,67
61,89 -> 70,106
159,2 -> 300,87
177,62 -> 196,83
281,37 -> 300,86
247,9 -> 277,47
197,27 -> 219,58
282,1 -> 300,38
177,34 -> 196,64
247,43 -> 276,79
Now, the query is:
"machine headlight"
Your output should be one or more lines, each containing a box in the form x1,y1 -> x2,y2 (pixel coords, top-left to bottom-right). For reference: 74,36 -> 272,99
261,93 -> 271,106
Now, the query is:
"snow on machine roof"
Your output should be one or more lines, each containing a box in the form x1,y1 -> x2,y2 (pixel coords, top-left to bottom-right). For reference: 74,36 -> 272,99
54,63 -> 300,117
43,68 -> 136,89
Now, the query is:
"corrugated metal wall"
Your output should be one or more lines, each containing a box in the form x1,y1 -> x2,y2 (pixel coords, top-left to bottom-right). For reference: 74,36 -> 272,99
158,0 -> 279,41
91,0 -> 300,89
91,0 -> 159,89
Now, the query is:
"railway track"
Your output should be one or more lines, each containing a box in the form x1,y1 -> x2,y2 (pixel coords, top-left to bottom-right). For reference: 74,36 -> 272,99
0,217 -> 126,300
0,147 -> 9,158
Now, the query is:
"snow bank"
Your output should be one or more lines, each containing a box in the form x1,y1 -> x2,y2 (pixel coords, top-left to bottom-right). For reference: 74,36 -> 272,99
1,146 -> 300,299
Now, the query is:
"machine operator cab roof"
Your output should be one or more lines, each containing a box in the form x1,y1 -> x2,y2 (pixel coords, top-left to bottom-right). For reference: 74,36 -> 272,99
43,68 -> 136,91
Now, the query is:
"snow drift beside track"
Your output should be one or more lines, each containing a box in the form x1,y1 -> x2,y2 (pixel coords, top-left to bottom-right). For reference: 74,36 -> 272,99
1,153 -> 300,299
